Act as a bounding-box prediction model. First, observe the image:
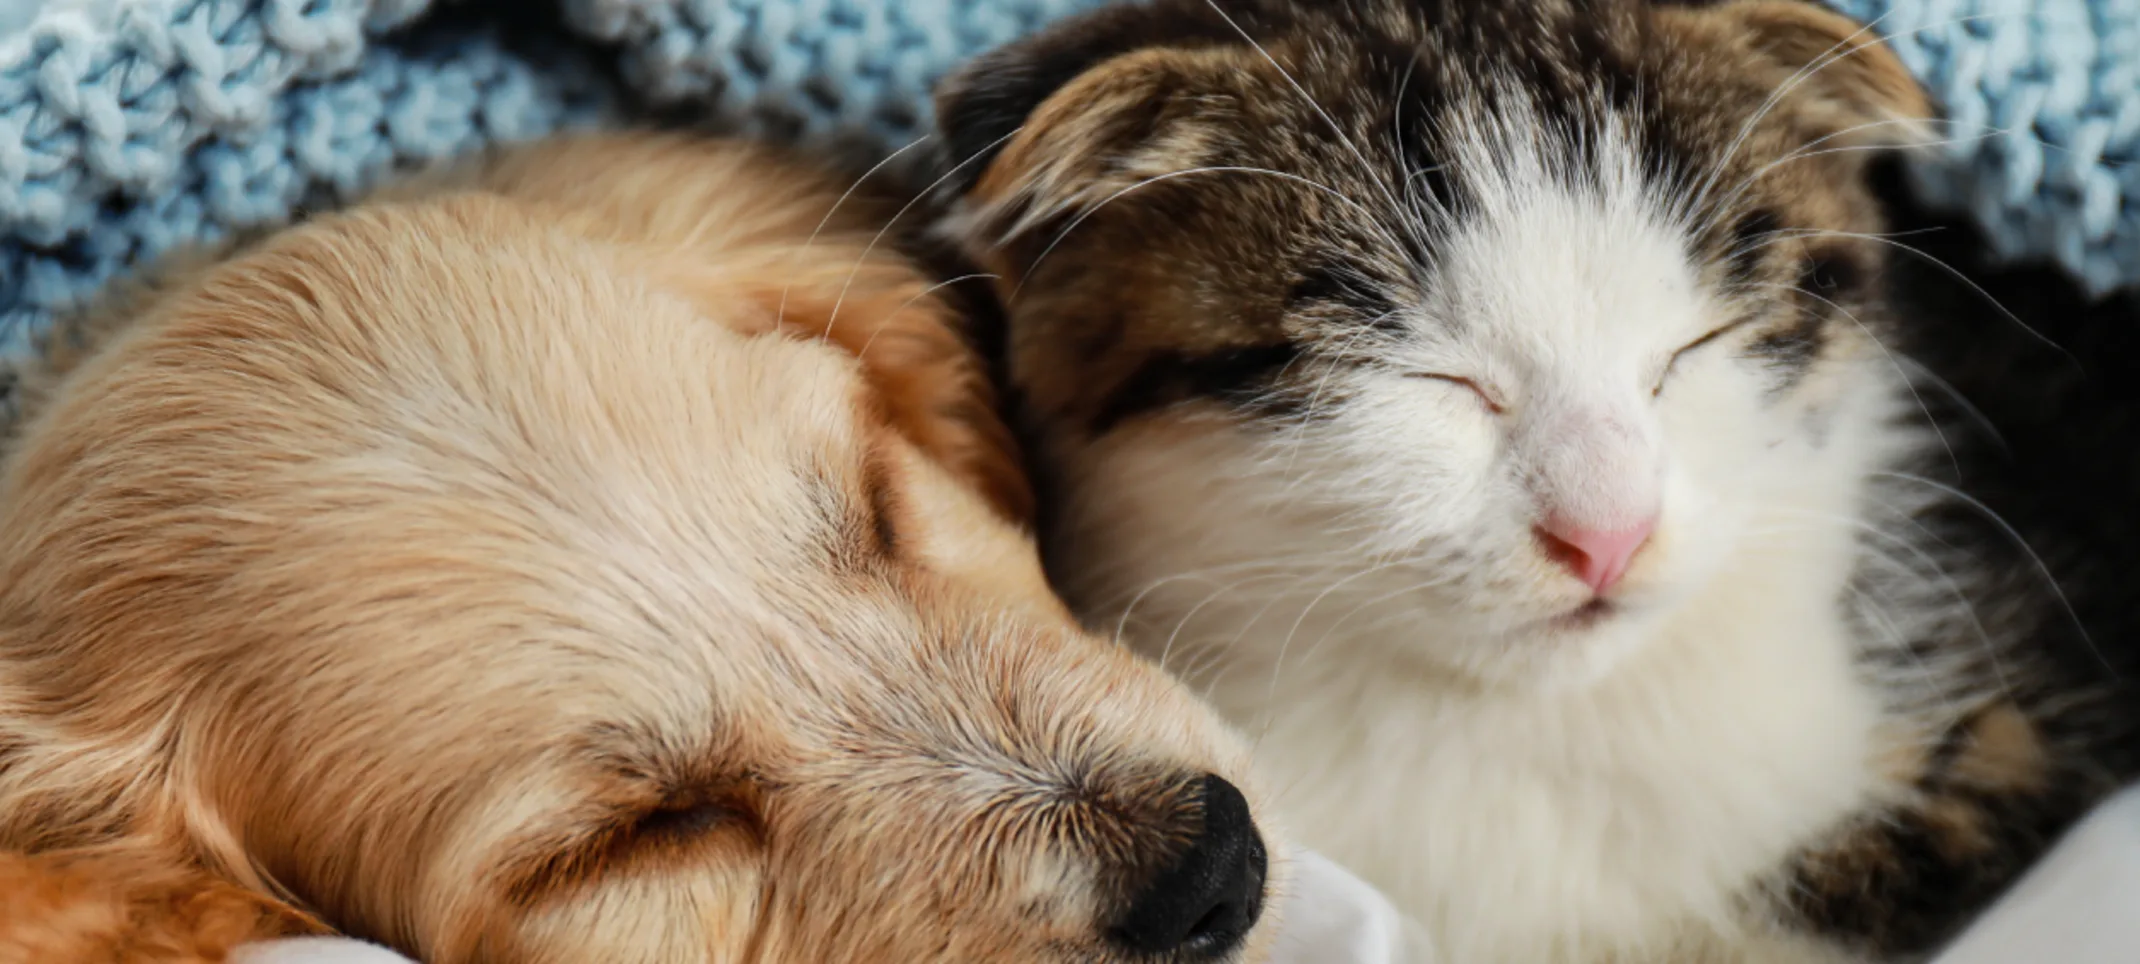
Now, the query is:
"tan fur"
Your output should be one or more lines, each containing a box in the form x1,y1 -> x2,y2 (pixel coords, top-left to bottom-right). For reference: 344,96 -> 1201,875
0,134 -> 1275,963
0,851 -> 317,964
1946,704 -> 2049,793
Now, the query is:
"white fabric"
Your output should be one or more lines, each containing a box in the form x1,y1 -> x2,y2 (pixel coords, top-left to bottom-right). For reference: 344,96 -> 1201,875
1272,848 -> 1420,963
1930,783 -> 2140,964
223,849 -> 1413,964
231,788 -> 2140,964
230,938 -> 416,964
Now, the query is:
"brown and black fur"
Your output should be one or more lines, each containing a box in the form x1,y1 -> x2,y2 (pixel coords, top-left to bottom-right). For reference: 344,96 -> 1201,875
936,0 -> 1923,440
1790,160 -> 2140,955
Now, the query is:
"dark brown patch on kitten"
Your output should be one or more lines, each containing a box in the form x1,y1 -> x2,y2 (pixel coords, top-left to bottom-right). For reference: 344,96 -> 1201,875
1784,702 -> 2083,956
1094,343 -> 1304,433
1724,208 -> 1785,290
943,0 -> 1925,444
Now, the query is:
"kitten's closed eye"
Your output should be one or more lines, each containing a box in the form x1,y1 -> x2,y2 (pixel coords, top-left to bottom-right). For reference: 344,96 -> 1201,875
1407,372 -> 1503,414
1653,318 -> 1756,396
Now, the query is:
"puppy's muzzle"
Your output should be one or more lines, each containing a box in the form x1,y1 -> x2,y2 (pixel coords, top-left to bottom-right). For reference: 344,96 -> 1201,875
1110,774 -> 1268,959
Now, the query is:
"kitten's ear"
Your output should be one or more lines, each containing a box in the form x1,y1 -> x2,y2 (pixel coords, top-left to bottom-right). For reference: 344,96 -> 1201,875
1663,0 -> 1933,147
933,5 -> 1242,244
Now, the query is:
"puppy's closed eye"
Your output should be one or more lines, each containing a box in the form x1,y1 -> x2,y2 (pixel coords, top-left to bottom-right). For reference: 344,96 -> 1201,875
628,789 -> 758,846
506,755 -> 766,907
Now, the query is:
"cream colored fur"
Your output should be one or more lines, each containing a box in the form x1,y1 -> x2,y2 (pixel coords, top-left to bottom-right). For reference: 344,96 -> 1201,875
0,134 -> 1280,964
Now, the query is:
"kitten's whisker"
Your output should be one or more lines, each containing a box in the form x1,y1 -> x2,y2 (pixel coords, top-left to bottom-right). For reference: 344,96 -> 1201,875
1257,560 -> 1419,719
1689,11 -> 2024,231
1835,579 -> 2002,711
1099,551 -> 1372,642
851,273 -> 1001,360
1689,7 -> 1899,215
1750,282 -> 1959,474
1760,505 -> 2017,694
822,129 -> 1023,337
1199,0 -> 1433,256
1874,471 -> 2112,676
1280,322 -> 1391,477
1704,122 -> 2006,225
1008,165 -> 1384,304
1256,568 -> 1465,702
777,133 -> 934,332
1780,228 -> 2074,364
1104,554 -> 1353,602
1149,570 -> 1314,675
1898,356 -> 2006,451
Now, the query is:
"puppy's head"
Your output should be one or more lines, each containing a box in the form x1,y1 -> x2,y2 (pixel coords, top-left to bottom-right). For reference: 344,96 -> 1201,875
0,138 -> 1277,963
938,0 -> 1930,685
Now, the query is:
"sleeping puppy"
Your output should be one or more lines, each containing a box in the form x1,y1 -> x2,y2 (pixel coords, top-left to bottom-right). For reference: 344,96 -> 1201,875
0,134 -> 1279,964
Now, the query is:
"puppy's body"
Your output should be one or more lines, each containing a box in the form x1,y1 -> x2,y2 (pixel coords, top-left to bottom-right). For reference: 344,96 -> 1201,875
937,2 -> 2138,961
0,135 -> 1279,963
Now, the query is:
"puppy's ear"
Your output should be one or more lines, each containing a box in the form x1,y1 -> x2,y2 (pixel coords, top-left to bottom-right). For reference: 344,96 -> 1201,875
667,249 -> 1037,527
934,4 -> 1245,246
1661,1 -> 1933,148
803,279 -> 1037,529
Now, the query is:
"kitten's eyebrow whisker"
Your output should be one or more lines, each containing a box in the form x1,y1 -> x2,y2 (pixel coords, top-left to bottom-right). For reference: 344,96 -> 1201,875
1389,51 -> 1460,234
777,132 -> 934,334
821,129 -> 1022,338
1701,121 -> 2004,229
1388,48 -> 1457,232
1008,165 -> 1385,303
1687,11 -> 2029,230
1690,6 -> 1903,214
1789,229 -> 2076,365
1198,0 -> 1434,258
1748,282 -> 1959,475
1721,225 -> 1945,270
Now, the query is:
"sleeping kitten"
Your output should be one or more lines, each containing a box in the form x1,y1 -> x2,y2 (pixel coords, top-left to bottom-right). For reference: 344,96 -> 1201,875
932,1 -> 2140,961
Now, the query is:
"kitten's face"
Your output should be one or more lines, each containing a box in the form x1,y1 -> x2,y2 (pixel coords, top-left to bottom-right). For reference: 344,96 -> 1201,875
941,0 -> 1930,684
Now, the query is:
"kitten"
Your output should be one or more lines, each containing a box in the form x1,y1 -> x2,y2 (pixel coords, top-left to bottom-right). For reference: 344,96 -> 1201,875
932,1 -> 2140,961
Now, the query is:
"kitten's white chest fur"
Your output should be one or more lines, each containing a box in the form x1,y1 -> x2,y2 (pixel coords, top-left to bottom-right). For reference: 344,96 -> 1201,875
1234,576 -> 1886,962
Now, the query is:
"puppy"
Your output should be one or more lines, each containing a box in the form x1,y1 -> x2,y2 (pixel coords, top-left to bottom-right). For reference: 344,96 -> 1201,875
0,134 -> 1279,964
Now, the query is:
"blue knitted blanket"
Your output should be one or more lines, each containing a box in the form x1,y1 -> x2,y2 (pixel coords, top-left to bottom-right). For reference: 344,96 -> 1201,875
1,0 -> 2133,359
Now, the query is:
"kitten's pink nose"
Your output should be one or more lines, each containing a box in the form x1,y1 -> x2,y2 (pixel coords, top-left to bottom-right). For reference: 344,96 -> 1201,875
1536,515 -> 1656,594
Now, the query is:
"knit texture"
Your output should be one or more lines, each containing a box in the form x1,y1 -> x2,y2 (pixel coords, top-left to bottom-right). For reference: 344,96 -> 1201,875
1830,0 -> 2139,296
0,0 -> 2133,361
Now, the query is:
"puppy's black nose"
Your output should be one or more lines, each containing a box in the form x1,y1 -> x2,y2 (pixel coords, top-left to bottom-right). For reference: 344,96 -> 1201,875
1111,774 -> 1268,959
